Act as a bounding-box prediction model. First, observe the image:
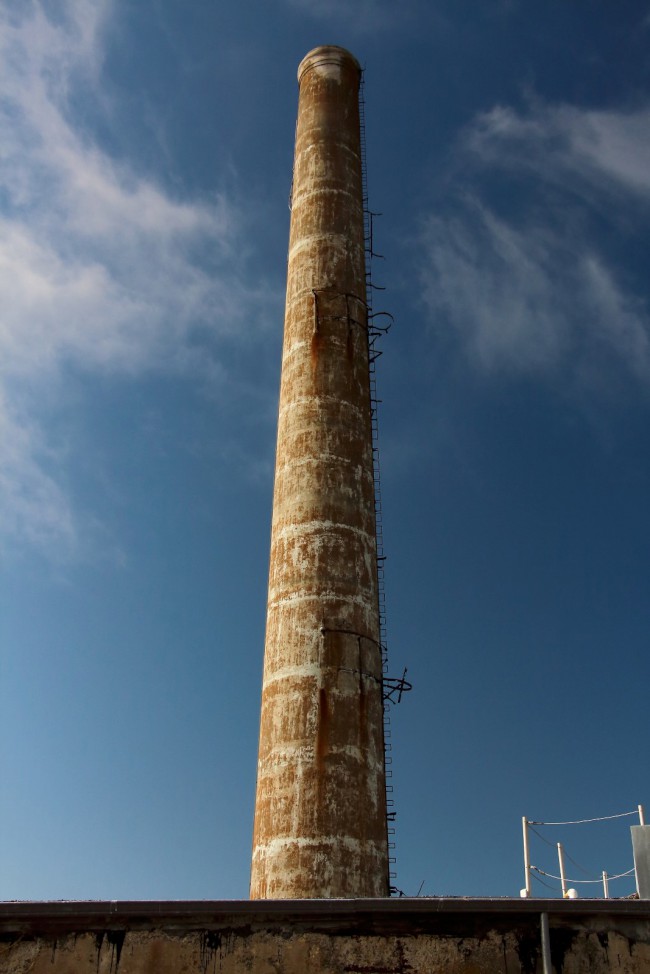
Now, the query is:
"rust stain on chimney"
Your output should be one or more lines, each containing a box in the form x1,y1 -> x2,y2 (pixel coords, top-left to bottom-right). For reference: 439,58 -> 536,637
311,330 -> 323,370
346,321 -> 355,364
250,46 -> 389,900
316,688 -> 330,766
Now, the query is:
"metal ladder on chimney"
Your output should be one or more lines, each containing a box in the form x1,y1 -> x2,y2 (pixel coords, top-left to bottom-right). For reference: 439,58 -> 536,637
359,70 -> 399,892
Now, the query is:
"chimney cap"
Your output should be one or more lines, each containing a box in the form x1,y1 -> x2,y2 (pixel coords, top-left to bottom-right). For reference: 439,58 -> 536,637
297,46 -> 361,84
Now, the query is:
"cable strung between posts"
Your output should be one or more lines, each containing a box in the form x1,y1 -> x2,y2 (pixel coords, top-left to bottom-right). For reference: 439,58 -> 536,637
530,824 -> 622,879
562,845 -> 603,878
529,810 -> 638,826
528,825 -> 557,848
531,865 -> 636,884
531,871 -> 559,892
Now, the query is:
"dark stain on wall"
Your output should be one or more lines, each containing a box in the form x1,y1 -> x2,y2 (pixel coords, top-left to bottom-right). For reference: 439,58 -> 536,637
94,930 -> 125,973
551,928 -> 578,974
200,930 -> 223,974
514,928 -> 539,974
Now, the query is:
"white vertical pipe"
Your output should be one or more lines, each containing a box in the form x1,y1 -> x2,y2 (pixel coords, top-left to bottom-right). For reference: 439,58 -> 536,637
635,810 -> 642,896
634,806 -> 644,897
557,842 -> 567,897
540,912 -> 552,974
602,871 -> 609,898
522,817 -> 531,897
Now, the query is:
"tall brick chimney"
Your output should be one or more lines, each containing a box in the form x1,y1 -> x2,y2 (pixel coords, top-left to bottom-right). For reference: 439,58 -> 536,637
250,46 -> 389,899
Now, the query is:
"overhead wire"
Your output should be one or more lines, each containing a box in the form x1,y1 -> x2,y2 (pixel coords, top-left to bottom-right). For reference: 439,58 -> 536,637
526,808 -> 641,896
530,870 -> 559,892
532,866 -> 636,884
529,810 -> 638,826
562,846 -> 598,878
529,822 -> 620,879
528,824 -> 557,849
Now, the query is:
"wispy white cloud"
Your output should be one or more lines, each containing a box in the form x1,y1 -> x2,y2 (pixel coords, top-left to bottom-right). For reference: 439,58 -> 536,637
422,199 -> 650,380
420,98 -> 650,389
0,1 -> 264,560
0,391 -> 78,556
465,102 -> 650,200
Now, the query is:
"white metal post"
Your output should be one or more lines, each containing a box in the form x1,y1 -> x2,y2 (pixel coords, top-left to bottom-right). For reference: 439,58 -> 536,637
557,842 -> 567,898
635,808 -> 643,896
522,817 -> 532,897
602,871 -> 609,898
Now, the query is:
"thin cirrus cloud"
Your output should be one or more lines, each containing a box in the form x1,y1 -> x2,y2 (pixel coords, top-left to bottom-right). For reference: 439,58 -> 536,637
0,2 -> 261,559
465,102 -> 650,200
421,100 -> 650,386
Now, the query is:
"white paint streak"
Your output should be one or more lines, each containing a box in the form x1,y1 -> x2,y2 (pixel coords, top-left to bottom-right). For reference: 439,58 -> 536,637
274,520 -> 375,542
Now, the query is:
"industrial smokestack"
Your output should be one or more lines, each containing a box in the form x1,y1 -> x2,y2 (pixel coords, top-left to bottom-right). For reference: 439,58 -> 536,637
250,46 -> 389,899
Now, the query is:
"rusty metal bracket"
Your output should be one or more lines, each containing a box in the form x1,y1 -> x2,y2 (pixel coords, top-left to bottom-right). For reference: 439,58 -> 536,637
311,288 -> 368,332
382,668 -> 412,704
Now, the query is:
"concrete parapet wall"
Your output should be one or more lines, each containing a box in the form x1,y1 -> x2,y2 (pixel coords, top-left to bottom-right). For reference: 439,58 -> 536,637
2,899 -> 649,973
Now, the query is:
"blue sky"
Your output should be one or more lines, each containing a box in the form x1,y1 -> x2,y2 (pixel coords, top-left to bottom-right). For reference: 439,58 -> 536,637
1,0 -> 649,901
